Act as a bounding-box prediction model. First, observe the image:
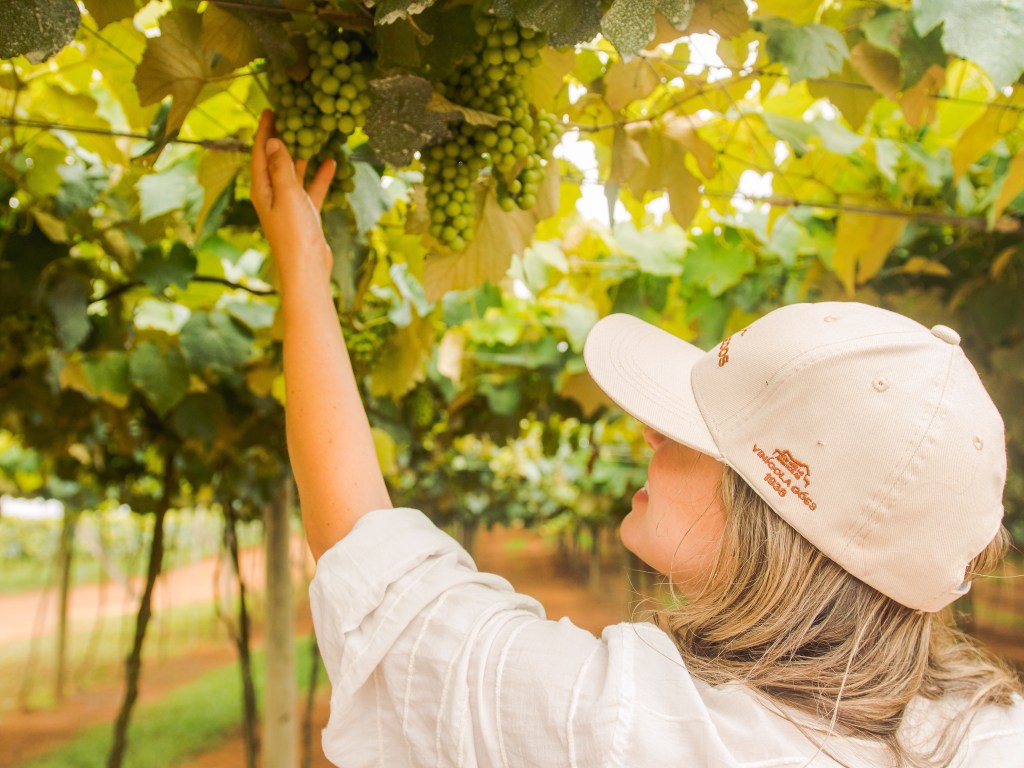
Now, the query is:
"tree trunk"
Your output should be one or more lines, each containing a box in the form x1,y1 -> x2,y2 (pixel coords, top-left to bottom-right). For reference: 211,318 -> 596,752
225,502 -> 259,768
55,505 -> 78,702
301,639 -> 321,768
263,476 -> 297,768
588,524 -> 601,594
107,456 -> 175,768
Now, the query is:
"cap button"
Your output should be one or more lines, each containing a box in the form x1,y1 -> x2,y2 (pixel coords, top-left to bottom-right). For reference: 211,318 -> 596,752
930,325 -> 961,345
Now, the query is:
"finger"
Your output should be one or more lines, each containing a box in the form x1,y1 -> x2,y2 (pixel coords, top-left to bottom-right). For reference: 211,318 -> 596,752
266,138 -> 299,200
307,158 -> 337,213
251,109 -> 274,207
295,158 -> 309,184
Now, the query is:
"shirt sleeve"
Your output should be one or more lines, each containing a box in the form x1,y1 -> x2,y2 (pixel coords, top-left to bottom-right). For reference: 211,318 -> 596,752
308,507 -> 623,768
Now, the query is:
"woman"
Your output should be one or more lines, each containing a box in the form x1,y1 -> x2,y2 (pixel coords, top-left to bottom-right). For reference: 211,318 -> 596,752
250,110 -> 1023,767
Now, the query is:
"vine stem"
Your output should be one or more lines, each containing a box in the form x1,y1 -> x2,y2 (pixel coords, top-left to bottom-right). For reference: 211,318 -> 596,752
91,276 -> 276,306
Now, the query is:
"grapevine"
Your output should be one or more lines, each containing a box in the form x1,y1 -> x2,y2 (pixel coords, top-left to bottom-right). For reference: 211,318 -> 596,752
424,14 -> 562,251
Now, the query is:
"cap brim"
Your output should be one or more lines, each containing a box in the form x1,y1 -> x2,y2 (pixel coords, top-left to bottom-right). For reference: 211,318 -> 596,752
583,314 -> 722,459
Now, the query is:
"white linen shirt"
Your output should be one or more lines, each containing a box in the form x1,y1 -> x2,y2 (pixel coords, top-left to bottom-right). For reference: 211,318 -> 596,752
308,508 -> 1024,768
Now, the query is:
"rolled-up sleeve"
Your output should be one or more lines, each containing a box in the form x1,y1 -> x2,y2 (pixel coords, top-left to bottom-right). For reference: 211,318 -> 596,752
308,507 -> 623,768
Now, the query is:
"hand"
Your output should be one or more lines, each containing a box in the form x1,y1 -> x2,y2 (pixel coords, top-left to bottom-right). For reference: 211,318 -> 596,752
251,109 -> 337,294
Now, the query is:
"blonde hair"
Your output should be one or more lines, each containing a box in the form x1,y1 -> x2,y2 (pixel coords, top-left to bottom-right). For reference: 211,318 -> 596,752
652,466 -> 1022,767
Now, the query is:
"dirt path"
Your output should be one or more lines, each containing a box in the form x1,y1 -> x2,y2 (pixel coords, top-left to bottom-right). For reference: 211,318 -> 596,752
0,536 -> 310,647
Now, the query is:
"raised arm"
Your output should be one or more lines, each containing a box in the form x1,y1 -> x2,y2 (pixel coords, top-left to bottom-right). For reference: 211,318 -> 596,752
251,109 -> 392,561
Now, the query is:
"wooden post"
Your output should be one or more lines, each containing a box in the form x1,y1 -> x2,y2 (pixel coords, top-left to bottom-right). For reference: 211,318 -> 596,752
263,476 -> 297,768
55,506 -> 78,702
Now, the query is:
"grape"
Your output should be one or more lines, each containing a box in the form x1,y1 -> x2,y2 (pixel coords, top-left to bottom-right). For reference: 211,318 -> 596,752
265,21 -> 375,205
420,13 -> 562,250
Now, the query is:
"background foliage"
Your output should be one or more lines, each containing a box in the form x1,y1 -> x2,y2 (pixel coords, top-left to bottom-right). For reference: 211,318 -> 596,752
1,0 -> 1022,545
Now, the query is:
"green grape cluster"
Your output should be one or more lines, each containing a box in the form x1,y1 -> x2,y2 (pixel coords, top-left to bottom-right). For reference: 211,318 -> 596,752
424,15 -> 562,250
0,312 -> 53,376
404,384 -> 437,431
266,21 -> 373,199
344,308 -> 395,375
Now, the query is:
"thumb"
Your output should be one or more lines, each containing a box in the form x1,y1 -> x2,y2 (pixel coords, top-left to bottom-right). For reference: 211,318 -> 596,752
266,139 -> 297,193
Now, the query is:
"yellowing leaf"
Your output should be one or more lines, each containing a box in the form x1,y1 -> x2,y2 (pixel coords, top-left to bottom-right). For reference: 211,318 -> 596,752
559,371 -> 612,417
888,257 -> 951,277
604,58 -> 660,112
200,5 -> 262,70
952,89 -> 1024,181
685,0 -> 750,38
368,312 -> 435,399
832,208 -> 907,293
524,47 -> 575,112
807,63 -> 879,129
990,246 -> 1016,280
849,41 -> 900,100
437,328 -> 466,385
196,150 -> 247,234
134,8 -> 223,136
426,92 -> 502,127
371,427 -> 399,477
992,152 -> 1024,223
900,64 -> 944,128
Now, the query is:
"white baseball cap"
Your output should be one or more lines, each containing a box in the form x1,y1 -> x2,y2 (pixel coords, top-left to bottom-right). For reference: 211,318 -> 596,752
583,301 -> 1007,612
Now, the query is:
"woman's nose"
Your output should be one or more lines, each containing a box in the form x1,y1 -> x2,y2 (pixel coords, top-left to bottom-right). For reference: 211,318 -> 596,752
643,425 -> 667,450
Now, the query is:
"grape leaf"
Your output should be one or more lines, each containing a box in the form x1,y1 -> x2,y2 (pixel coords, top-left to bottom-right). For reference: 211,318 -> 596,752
129,341 -> 190,415
991,152 -> 1024,225
45,273 -> 92,351
82,352 -> 132,408
366,75 -> 452,167
196,150 -> 247,235
349,163 -> 394,236
367,312 -> 434,398
547,0 -> 602,46
179,310 -> 254,377
658,0 -> 696,30
200,5 -> 264,70
685,0 -> 750,39
860,10 -> 945,89
849,41 -> 900,100
604,58 -> 662,112
509,0 -> 582,35
427,93 -> 504,127
375,0 -> 440,26
832,208 -> 907,293
758,18 -> 849,83
601,0 -> 657,61
137,155 -> 202,223
422,162 -> 559,300
136,243 -> 198,294
81,0 -> 138,30
912,0 -> 1024,89
0,0 -> 80,64
681,231 -> 755,296
133,8 -> 225,137
951,90 -> 1024,181
170,393 -> 227,443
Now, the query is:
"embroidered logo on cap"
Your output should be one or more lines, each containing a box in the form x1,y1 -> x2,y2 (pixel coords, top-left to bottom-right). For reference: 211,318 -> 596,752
752,444 -> 818,510
717,327 -> 749,367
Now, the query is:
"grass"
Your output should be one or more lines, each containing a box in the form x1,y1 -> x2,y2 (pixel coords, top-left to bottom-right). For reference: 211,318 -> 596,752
16,635 -> 325,768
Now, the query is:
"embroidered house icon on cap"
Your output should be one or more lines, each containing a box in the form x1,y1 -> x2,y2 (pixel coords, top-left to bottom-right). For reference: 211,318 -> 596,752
771,449 -> 811,487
